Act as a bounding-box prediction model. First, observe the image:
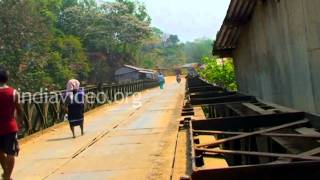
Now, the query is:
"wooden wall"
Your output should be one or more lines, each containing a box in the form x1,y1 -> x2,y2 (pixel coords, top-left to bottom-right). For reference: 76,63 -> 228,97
233,0 -> 320,114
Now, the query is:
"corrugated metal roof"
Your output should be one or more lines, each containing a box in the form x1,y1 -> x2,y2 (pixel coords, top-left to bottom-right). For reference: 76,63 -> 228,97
125,65 -> 156,73
139,70 -> 155,74
124,64 -> 142,71
214,0 -> 257,57
115,64 -> 156,76
181,63 -> 200,68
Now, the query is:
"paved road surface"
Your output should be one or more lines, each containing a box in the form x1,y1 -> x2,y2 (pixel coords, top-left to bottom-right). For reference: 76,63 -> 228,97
12,77 -> 185,180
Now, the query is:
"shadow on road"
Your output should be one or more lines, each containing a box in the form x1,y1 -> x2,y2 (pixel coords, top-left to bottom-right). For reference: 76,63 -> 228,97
47,137 -> 74,142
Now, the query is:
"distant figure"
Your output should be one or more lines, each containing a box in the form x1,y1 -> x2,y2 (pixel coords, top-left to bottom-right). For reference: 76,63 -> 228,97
0,66 -> 21,180
176,73 -> 181,83
176,69 -> 181,83
66,79 -> 85,138
158,73 -> 165,89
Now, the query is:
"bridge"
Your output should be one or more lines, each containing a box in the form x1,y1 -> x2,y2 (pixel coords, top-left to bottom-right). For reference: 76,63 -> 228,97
10,77 -> 186,179
4,74 -> 320,180
3,0 -> 320,179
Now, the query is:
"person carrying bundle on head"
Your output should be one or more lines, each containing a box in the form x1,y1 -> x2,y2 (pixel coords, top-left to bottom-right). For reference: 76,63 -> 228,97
66,79 -> 85,138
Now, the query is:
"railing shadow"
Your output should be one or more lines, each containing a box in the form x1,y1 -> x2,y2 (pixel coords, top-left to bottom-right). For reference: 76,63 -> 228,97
46,137 -> 74,142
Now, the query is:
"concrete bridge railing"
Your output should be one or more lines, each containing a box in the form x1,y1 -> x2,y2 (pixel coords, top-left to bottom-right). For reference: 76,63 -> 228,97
17,80 -> 159,138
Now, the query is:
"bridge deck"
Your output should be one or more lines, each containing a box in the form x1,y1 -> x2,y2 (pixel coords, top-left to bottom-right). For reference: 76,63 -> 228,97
12,77 -> 185,180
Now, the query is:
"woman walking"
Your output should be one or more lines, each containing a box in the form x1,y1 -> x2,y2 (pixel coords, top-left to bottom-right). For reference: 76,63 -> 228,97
66,79 -> 85,138
158,73 -> 165,89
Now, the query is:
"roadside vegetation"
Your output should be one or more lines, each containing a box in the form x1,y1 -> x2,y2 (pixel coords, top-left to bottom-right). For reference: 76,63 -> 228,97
0,0 -> 234,91
198,56 -> 237,91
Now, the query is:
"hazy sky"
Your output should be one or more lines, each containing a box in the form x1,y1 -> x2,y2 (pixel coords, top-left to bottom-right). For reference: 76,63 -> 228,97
98,0 -> 231,42
140,0 -> 230,42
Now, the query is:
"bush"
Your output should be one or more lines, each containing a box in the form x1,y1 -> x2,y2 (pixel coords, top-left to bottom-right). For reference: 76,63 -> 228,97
198,56 -> 237,91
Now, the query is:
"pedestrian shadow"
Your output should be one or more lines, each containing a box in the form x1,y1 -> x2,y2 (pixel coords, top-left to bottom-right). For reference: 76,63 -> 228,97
47,137 -> 74,142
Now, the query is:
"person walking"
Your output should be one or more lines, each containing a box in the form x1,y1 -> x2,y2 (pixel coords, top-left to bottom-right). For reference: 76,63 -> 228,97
175,68 -> 182,83
0,66 -> 21,180
158,73 -> 165,89
66,79 -> 85,138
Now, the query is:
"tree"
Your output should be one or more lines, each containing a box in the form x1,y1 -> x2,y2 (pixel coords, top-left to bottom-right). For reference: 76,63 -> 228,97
0,0 -> 53,90
0,0 -> 92,91
184,38 -> 213,63
58,0 -> 152,82
198,56 -> 237,91
50,35 -> 91,84
1,0 -> 214,91
166,35 -> 179,46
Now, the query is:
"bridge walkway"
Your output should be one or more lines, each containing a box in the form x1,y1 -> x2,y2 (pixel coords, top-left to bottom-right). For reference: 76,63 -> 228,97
12,77 -> 185,180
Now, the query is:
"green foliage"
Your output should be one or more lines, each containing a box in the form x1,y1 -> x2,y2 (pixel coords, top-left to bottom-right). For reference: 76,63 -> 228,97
0,0 -> 53,90
57,0 -> 152,82
138,33 -> 214,69
199,56 -> 237,91
50,35 -> 91,85
0,0 -> 222,92
0,0 -> 153,91
184,38 -> 213,63
138,28 -> 187,69
166,35 -> 179,46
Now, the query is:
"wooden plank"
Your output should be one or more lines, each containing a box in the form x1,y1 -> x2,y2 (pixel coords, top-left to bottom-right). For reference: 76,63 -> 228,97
192,161 -> 320,180
301,147 -> 320,156
296,128 -> 320,156
264,133 -> 320,139
194,130 -> 240,135
259,101 -> 299,113
272,127 -> 320,163
188,86 -> 224,93
197,119 -> 309,148
190,92 -> 237,99
190,95 -> 255,106
242,103 -> 274,115
196,148 -> 320,161
192,112 -> 306,131
225,104 -> 244,116
192,101 -> 253,107
193,130 -> 320,139
295,127 -> 320,136
271,144 -> 320,163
